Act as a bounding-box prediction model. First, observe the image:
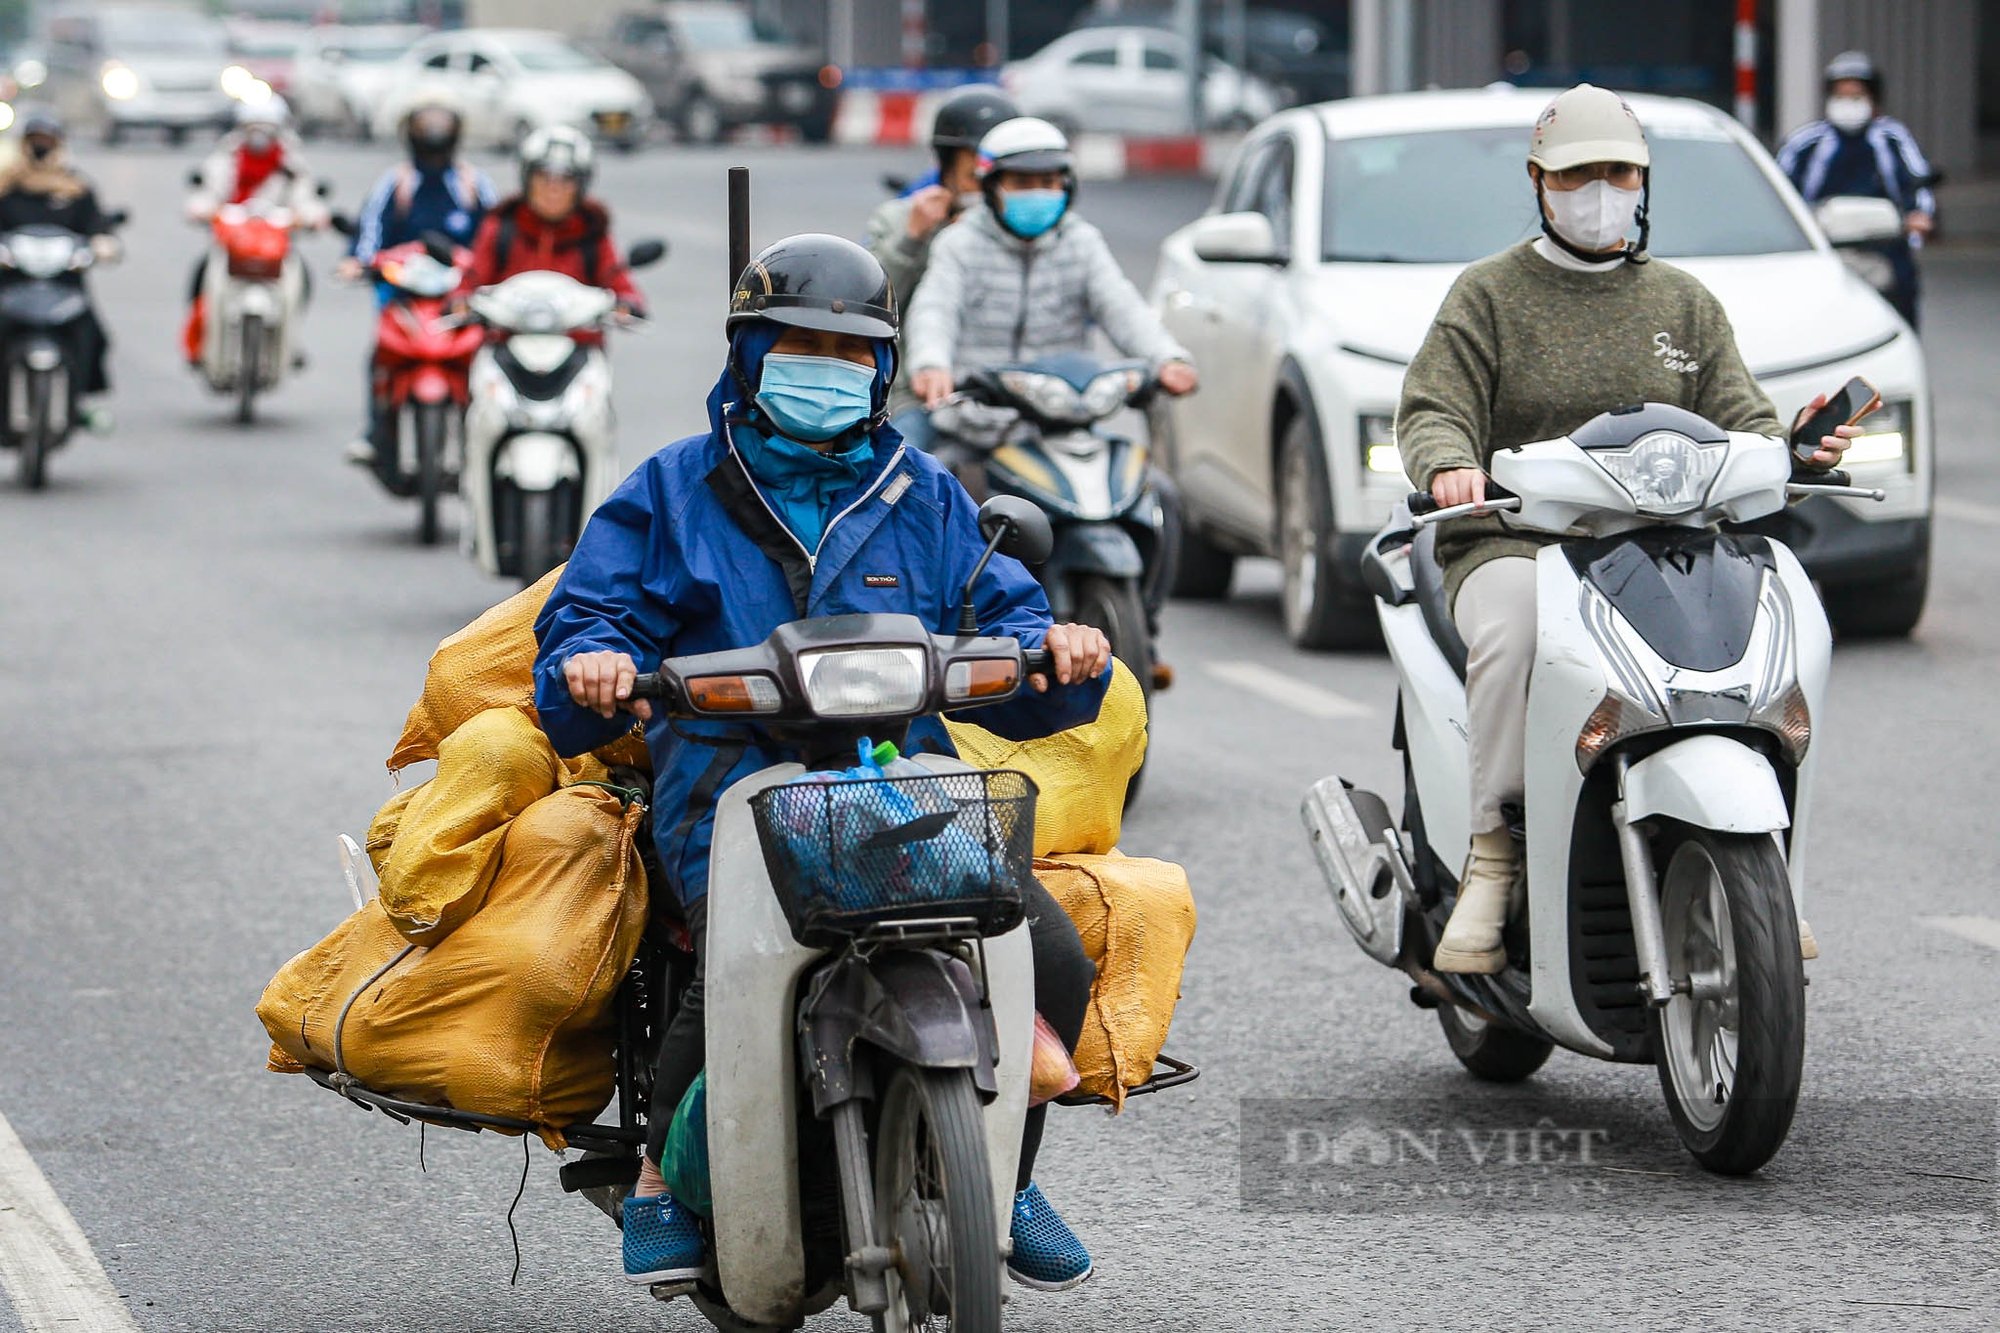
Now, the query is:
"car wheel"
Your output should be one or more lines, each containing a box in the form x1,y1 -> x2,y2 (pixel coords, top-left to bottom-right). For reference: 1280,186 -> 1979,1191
1277,413 -> 1375,650
680,93 -> 723,145
1824,562 -> 1928,639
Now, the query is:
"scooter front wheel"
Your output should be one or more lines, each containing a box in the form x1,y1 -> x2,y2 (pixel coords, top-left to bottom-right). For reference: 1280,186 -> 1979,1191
1649,825 -> 1804,1175
870,1065 -> 1001,1333
235,314 -> 262,426
16,367 -> 51,490
413,401 -> 447,545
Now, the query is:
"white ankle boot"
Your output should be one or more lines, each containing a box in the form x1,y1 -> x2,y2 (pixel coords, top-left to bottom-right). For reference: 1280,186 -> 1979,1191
1434,831 -> 1517,974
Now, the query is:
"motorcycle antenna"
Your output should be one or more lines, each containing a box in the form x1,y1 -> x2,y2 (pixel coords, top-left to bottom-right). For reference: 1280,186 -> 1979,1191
727,165 -> 750,294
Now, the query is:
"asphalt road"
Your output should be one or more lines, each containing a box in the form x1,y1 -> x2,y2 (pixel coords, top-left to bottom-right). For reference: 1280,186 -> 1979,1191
1,140 -> 1995,1333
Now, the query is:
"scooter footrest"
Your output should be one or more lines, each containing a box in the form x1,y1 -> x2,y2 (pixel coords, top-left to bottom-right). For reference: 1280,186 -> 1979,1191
648,1279 -> 696,1303
558,1155 -> 638,1194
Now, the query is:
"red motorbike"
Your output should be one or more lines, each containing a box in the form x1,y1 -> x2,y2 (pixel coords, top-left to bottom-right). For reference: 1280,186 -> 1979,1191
360,238 -> 483,544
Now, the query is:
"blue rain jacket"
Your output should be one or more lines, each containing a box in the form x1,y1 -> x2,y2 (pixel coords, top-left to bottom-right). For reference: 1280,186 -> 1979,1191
532,372 -> 1110,907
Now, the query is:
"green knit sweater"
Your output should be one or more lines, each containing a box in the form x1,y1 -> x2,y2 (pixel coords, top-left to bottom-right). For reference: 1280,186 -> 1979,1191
1396,241 -> 1782,607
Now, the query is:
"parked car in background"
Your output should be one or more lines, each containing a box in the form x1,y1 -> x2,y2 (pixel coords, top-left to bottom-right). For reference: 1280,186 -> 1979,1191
1149,89 -> 1933,646
41,3 -> 234,145
1002,26 -> 1279,137
373,29 -> 651,152
290,24 -> 431,139
597,3 -> 835,144
225,19 -> 307,102
1071,3 -> 1349,106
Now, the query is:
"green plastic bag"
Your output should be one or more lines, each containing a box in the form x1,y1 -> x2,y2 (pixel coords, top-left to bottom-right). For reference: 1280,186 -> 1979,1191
660,1070 -> 711,1217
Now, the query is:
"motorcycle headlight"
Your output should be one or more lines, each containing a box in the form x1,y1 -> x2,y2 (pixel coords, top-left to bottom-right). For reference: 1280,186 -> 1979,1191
396,253 -> 459,298
999,370 -> 1085,423
1840,399 -> 1911,471
1080,368 -> 1142,419
5,234 -> 74,279
1588,430 -> 1726,516
1358,413 -> 1406,478
800,647 -> 927,718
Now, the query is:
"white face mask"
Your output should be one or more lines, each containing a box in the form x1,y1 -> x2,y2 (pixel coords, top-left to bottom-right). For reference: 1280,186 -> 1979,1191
1544,178 -> 1642,253
1825,95 -> 1873,133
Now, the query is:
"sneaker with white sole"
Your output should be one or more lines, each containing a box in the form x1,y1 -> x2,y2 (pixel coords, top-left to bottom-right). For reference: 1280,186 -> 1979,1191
1006,1182 -> 1092,1291
622,1191 -> 705,1284
344,436 -> 377,466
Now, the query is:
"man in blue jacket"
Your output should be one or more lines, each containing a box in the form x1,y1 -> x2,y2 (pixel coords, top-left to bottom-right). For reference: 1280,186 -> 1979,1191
531,233 -> 1112,1294
1776,50 -> 1937,327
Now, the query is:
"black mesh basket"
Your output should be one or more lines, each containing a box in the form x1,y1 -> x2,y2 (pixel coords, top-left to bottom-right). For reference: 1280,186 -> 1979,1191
750,769 -> 1036,947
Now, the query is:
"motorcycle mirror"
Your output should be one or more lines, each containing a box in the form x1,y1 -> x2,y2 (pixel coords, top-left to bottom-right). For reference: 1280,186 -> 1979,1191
315,179 -> 333,199
626,238 -> 667,269
420,229 -> 456,262
882,173 -> 909,195
329,212 -> 356,237
185,168 -> 203,189
979,495 -> 1053,565
103,208 -> 130,231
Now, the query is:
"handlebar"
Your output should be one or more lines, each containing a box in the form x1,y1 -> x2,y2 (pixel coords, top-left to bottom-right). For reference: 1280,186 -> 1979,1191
1406,486 -> 1521,528
628,643 -> 1056,712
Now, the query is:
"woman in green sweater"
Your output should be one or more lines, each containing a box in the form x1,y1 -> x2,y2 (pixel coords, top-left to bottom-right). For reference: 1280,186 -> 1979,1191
1395,83 -> 1857,974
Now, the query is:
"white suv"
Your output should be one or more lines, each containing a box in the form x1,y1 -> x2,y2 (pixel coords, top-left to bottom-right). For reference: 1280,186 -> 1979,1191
1148,88 -> 1933,646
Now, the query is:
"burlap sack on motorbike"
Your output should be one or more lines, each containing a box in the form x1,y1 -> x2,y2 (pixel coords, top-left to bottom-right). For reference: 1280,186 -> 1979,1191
258,783 -> 648,1148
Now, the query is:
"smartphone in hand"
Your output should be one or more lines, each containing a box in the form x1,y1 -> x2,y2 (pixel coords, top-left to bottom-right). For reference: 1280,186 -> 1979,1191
1794,375 -> 1881,461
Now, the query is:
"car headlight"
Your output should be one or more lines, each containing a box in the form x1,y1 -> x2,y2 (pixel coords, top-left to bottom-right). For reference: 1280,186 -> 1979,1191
221,64 -> 257,98
999,370 -> 1085,423
16,58 -> 46,90
101,64 -> 141,100
1840,398 -> 1911,470
1588,430 -> 1725,516
800,647 -> 927,717
1358,414 -> 1406,479
1080,367 -> 1142,419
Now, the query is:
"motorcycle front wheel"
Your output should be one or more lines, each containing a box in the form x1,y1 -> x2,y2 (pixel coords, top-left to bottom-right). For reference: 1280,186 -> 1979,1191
17,367 -> 50,490
235,314 -> 262,426
870,1066 -> 1001,1333
1648,824 -> 1805,1175
413,401 -> 447,546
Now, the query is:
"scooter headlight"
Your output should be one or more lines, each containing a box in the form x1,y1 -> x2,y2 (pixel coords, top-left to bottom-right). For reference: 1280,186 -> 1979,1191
800,647 -> 927,718
999,370 -> 1085,424
1589,430 -> 1726,516
3,233 -> 75,279
1080,367 -> 1142,419
392,252 -> 459,298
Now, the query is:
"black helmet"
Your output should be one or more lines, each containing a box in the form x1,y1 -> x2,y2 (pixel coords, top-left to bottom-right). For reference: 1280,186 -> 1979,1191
728,233 -> 898,339
20,110 -> 64,141
405,102 -> 462,159
1824,50 -> 1881,97
930,85 -> 1017,153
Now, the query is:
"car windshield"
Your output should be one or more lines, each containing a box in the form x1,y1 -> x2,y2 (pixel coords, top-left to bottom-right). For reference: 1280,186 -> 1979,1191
232,33 -> 304,59
102,10 -> 227,56
1320,123 -> 1812,263
331,38 -> 407,63
504,38 -> 607,71
676,10 -> 785,48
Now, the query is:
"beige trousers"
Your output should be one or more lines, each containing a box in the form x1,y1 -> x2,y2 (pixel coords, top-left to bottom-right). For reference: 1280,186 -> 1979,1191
1453,556 -> 1538,835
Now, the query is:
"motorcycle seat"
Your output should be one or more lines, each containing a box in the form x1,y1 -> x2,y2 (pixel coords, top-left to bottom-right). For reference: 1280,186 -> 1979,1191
1410,525 -> 1469,682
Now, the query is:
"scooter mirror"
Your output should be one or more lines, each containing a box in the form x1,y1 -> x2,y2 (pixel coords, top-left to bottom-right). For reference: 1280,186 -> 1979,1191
103,208 -> 130,231
978,495 -> 1053,566
329,213 -> 356,237
185,168 -> 203,189
315,179 -> 334,199
626,238 -> 667,269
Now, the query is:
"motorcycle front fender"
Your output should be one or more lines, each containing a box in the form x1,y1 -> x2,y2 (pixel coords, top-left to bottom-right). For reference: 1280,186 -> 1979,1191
1049,521 -> 1144,579
797,950 -> 1000,1116
409,365 -> 454,405
1622,733 -> 1791,834
236,283 -> 278,320
494,431 -> 577,492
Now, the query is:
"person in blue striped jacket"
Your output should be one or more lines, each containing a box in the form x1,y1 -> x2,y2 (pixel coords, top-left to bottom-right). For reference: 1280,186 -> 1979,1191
1775,50 -> 1937,328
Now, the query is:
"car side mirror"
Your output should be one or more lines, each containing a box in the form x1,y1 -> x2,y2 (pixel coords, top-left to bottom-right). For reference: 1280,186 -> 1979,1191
979,495 -> 1054,565
1190,210 -> 1283,264
626,238 -> 667,269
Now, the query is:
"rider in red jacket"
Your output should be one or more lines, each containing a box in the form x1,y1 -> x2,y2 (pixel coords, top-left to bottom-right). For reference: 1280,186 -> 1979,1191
459,126 -> 645,322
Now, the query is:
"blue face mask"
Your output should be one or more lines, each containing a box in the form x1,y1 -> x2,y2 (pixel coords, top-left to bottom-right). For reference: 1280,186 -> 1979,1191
754,351 -> 878,442
1001,189 -> 1067,239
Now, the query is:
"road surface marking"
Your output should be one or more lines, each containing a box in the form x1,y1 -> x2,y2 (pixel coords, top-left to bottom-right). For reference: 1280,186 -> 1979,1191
1935,497 -> 2000,527
1919,915 -> 2000,952
0,1107 -> 140,1333
1205,661 -> 1374,720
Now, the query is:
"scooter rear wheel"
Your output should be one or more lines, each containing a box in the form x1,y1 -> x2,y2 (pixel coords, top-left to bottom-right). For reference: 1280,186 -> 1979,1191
1649,825 -> 1804,1175
1436,1004 -> 1554,1082
870,1066 -> 1001,1333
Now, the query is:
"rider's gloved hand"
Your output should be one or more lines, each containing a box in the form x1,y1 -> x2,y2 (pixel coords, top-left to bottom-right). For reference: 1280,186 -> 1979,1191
335,257 -> 365,283
1031,623 -> 1112,693
1430,467 -> 1486,507
564,650 -> 653,721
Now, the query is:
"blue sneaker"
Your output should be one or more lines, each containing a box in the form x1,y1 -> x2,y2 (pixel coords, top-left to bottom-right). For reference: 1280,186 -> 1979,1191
622,1191 -> 705,1285
1006,1182 -> 1092,1291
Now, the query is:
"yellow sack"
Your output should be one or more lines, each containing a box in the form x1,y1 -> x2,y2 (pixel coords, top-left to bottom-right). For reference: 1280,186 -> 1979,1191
257,784 -> 648,1148
1033,852 -> 1196,1109
946,660 -> 1147,857
371,706 -> 618,945
387,565 -> 650,776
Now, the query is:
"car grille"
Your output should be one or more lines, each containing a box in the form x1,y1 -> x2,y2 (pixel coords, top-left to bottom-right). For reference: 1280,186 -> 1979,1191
150,73 -> 217,93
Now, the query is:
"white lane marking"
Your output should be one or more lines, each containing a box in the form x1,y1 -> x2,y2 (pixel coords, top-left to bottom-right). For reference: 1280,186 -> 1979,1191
1935,497 -> 2000,527
1919,915 -> 2000,952
0,1108 -> 140,1332
1205,660 -> 1375,720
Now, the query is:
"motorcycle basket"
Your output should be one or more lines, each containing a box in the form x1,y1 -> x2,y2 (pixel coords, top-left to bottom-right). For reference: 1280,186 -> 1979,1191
750,770 -> 1036,948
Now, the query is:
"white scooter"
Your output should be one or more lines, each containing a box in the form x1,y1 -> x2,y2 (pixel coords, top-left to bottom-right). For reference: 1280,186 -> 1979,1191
1302,402 -> 1881,1174
617,497 -> 1062,1331
460,241 -> 664,586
